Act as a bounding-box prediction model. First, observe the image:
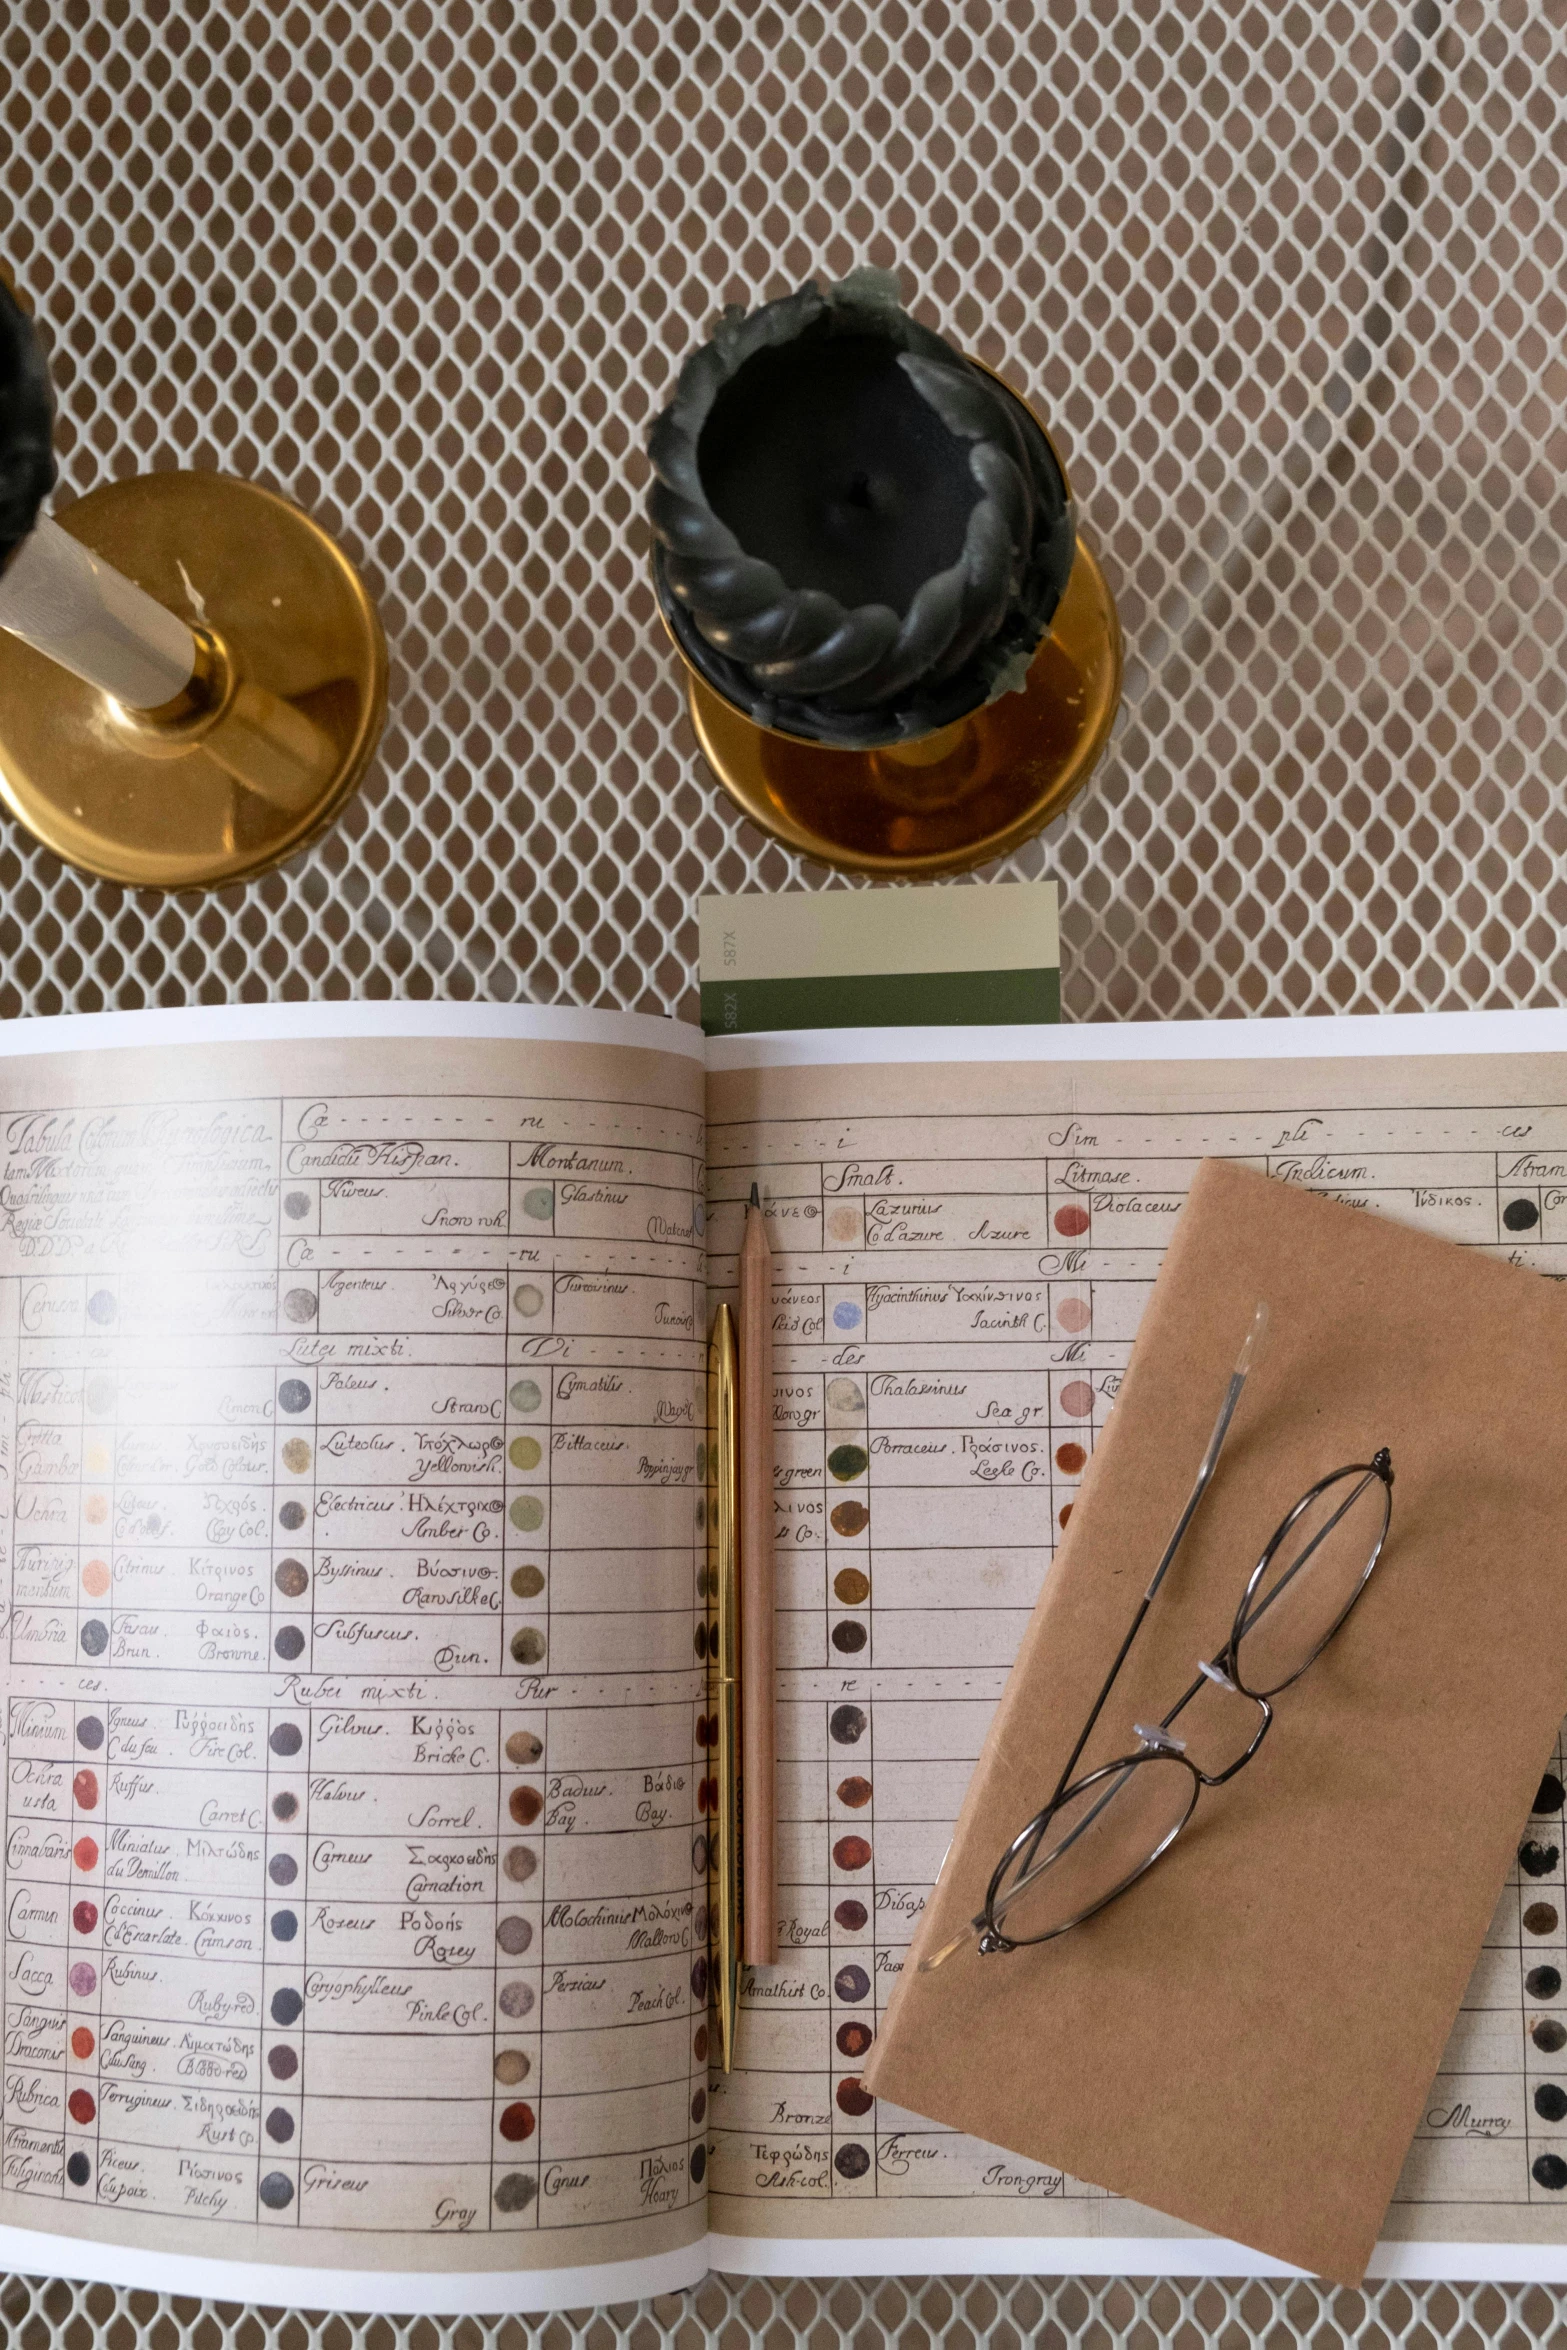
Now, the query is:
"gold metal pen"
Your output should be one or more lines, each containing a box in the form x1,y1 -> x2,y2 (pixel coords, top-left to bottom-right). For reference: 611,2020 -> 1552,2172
708,1301 -> 742,2072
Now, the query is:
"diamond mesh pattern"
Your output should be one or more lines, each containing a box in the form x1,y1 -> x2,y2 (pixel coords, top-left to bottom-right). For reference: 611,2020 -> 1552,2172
8,2273 -> 1567,2350
0,0 -> 1561,1022
2,0 -> 1565,2336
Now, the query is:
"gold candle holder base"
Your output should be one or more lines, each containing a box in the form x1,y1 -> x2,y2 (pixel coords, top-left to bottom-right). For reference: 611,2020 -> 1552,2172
682,532 -> 1121,877
0,472 -> 387,888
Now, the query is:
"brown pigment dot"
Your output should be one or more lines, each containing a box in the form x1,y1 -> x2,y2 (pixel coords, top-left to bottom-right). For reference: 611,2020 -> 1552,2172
836,1776 -> 873,1808
833,1567 -> 870,1605
1526,1903 -> 1561,1936
830,1501 -> 869,1538
510,1785 -> 543,1825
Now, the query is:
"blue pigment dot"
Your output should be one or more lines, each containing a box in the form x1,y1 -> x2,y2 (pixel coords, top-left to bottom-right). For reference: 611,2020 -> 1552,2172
259,2171 -> 294,2209
66,2151 -> 91,2187
270,1724 -> 302,1757
79,1621 -> 108,1658
832,1300 -> 863,1331
270,1910 -> 298,1943
76,1716 -> 104,1751
273,1626 -> 305,1661
277,1379 -> 311,1414
86,1290 -> 116,1325
270,1988 -> 302,2026
277,1500 -> 306,1531
833,1964 -> 871,2002
268,1854 -> 298,1887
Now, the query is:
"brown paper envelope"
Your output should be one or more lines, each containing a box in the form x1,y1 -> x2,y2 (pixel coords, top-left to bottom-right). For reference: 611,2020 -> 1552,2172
862,1157 -> 1567,2285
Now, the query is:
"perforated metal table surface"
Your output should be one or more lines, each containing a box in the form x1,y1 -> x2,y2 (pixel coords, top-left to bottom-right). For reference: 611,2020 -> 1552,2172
1,0 -> 1564,2339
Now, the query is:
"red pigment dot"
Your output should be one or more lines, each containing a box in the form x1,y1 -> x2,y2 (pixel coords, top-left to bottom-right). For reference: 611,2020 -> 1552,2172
1054,1204 -> 1090,1238
73,1838 -> 98,1871
72,1901 -> 98,1935
72,1770 -> 98,1810
1058,1380 -> 1096,1419
67,2089 -> 96,2126
498,2102 -> 535,2142
832,1835 -> 872,1871
836,2077 -> 875,2117
70,2027 -> 95,2061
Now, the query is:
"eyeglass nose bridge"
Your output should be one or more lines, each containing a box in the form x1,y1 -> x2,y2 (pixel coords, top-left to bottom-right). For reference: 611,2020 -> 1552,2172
1187,1655 -> 1274,1787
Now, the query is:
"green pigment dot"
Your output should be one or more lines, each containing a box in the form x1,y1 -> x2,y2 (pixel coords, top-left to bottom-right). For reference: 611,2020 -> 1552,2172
827,1444 -> 869,1483
513,1284 -> 544,1317
509,1379 -> 542,1414
510,1627 -> 546,1665
522,1186 -> 555,1219
509,1436 -> 542,1471
510,1495 -> 544,1532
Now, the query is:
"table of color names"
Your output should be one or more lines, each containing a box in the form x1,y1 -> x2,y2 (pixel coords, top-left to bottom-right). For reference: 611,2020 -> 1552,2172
704,1075 -> 1567,2229
0,1074 -> 710,2239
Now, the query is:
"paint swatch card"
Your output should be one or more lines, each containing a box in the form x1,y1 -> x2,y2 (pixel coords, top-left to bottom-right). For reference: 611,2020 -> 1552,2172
698,881 -> 1059,1035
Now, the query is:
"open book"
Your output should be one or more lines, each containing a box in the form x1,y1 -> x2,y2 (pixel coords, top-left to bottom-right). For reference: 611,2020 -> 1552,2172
4,998 -> 1567,2310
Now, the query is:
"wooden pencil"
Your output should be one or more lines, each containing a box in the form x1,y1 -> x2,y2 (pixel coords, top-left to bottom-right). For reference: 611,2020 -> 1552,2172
739,1180 -> 776,1965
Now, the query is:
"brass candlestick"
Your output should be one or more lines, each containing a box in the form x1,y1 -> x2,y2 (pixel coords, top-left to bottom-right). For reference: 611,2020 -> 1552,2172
648,275 -> 1121,876
0,281 -> 385,888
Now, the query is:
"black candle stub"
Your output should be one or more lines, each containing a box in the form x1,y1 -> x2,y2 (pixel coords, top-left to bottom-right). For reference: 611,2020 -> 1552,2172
648,269 -> 1077,749
0,282 -> 55,576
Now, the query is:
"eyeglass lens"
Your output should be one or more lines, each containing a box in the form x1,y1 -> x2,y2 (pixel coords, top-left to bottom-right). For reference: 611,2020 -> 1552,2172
1232,1466 -> 1388,1697
989,1753 -> 1198,1944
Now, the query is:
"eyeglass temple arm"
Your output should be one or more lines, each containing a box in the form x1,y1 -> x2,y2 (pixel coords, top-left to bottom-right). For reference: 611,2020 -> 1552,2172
1039,1301 -> 1268,1813
920,1303 -> 1269,1977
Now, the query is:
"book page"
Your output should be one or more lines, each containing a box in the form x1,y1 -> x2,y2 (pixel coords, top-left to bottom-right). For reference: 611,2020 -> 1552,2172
704,1011 -> 1567,2282
0,1006 -> 710,2312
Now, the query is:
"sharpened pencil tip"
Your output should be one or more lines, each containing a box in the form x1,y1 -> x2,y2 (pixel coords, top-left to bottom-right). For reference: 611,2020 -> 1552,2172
749,1181 -> 760,1207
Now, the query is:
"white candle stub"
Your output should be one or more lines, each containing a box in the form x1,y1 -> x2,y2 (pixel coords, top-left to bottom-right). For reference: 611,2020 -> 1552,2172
0,514 -> 196,710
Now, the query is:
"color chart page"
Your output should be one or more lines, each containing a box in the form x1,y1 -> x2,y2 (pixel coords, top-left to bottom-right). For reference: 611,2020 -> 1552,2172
0,1010 -> 712,2302
704,1018 -> 1567,2270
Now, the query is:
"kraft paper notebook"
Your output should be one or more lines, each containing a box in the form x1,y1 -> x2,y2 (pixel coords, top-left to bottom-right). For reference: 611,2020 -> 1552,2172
9,999 -> 1567,2309
860,1157 -> 1567,2285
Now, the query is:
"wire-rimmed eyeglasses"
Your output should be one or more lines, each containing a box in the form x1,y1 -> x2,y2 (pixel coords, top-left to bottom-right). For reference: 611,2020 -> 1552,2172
920,1304 -> 1394,1971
